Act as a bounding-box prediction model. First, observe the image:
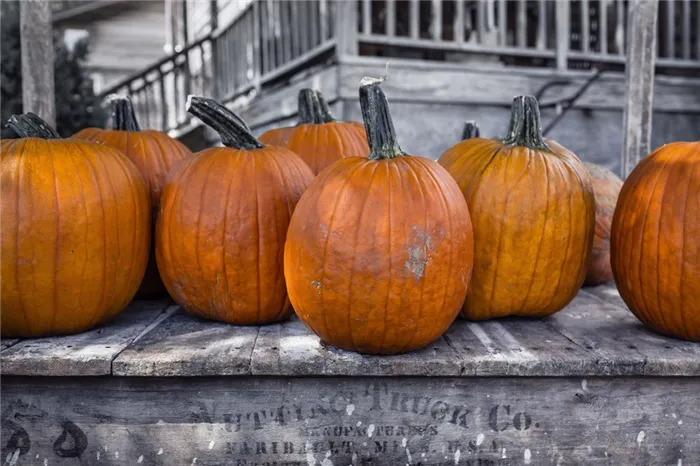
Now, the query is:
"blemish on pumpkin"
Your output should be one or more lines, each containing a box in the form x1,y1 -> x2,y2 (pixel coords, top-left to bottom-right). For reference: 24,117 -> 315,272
404,225 -> 435,281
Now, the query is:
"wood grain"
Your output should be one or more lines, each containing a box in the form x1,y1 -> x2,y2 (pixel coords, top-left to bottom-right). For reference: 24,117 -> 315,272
0,300 -> 172,376
19,0 -> 55,127
621,0 -> 659,177
2,376 -> 698,465
112,308 -> 261,376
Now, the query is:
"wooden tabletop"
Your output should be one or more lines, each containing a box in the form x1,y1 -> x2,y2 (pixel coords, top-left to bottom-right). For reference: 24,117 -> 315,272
2,284 -> 699,378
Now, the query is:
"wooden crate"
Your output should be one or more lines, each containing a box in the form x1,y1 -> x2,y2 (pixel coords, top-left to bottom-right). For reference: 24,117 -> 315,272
2,284 -> 699,465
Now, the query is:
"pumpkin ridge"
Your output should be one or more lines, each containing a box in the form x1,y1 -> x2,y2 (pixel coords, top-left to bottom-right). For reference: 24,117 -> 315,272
653,145 -> 685,334
88,147 -> 123,316
414,157 -> 457,329
268,150 -> 294,217
345,162 -> 380,352
398,158 -> 429,352
253,153 -> 263,324
519,151 -> 549,312
47,143 -> 61,333
13,146 -> 31,334
219,154 -> 236,322
318,160 -> 366,347
105,144 -> 142,309
79,146 -> 111,329
377,161 -> 393,354
676,153 -> 694,338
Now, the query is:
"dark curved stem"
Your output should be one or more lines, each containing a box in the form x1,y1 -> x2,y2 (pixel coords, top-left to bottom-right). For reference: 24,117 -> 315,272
6,113 -> 60,139
503,95 -> 550,151
462,120 -> 480,140
359,76 -> 404,160
187,96 -> 264,149
297,89 -> 324,124
110,96 -> 141,131
315,91 -> 336,123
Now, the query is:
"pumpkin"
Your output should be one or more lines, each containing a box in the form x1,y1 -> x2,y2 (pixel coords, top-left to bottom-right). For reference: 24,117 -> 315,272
611,141 -> 700,341
156,96 -> 314,325
74,96 -> 193,298
1,113 -> 151,337
286,89 -> 370,175
462,120 -> 480,140
438,96 -> 595,320
582,162 -> 623,286
284,76 -> 474,355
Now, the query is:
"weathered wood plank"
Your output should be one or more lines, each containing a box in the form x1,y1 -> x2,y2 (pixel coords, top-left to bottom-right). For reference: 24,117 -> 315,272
1,339 -> 21,352
444,317 -> 598,376
621,0 -> 659,177
584,282 -> 628,309
336,58 -> 700,113
547,290 -> 700,376
19,0 -> 55,126
112,308 -> 260,376
250,316 -> 462,377
2,376 -> 698,465
0,300 -> 172,376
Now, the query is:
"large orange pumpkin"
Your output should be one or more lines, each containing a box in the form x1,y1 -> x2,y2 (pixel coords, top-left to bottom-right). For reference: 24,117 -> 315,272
582,162 -> 623,286
438,96 -> 595,320
284,77 -> 474,355
156,96 -> 314,325
285,89 -> 370,175
74,96 -> 193,298
1,113 -> 151,337
611,141 -> 700,341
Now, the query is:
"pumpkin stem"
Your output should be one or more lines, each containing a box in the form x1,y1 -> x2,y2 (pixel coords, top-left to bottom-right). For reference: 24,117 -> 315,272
462,120 -> 480,140
315,91 -> 336,123
109,95 -> 141,131
6,113 -> 60,139
186,95 -> 264,150
359,75 -> 405,160
503,95 -> 550,151
297,89 -> 324,125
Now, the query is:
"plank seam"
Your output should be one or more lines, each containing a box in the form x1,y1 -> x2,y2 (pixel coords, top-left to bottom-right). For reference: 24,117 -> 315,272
108,303 -> 179,375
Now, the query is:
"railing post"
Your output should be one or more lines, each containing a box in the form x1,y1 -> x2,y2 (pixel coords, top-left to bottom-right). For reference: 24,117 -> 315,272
621,0 -> 659,178
20,0 -> 55,127
252,0 -> 262,90
335,0 -> 358,57
555,1 -> 570,70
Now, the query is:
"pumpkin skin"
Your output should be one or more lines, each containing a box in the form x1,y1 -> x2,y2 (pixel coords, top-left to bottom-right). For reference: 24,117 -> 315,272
285,78 -> 474,355
74,97 -> 193,298
611,141 -> 700,341
438,96 -> 595,320
1,113 -> 151,337
582,162 -> 623,286
258,126 -> 295,146
285,89 -> 369,175
156,97 -> 314,325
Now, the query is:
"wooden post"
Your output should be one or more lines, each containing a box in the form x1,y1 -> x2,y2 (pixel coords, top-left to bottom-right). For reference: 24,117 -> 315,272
621,0 -> 659,178
555,1 -> 570,70
19,0 -> 55,127
335,0 -> 358,57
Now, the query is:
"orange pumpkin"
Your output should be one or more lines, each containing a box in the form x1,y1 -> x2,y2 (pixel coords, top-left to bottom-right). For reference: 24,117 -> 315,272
284,77 -> 474,355
582,162 -> 623,286
611,141 -> 700,341
74,97 -> 193,298
285,89 -> 370,175
1,113 -> 151,337
438,96 -> 595,320
156,96 -> 314,325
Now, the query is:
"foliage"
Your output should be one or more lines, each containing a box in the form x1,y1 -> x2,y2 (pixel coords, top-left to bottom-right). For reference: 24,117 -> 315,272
0,1 -> 107,137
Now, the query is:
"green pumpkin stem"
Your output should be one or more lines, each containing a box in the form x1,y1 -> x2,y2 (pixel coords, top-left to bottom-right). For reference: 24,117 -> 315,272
186,95 -> 264,150
297,89 -> 324,125
462,120 -> 480,140
315,91 -> 336,123
503,95 -> 550,151
6,113 -> 60,139
109,96 -> 141,131
359,75 -> 405,160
